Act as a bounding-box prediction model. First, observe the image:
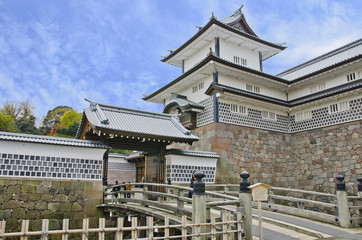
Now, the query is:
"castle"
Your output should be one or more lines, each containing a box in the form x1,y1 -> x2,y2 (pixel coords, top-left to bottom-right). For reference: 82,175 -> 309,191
143,7 -> 362,191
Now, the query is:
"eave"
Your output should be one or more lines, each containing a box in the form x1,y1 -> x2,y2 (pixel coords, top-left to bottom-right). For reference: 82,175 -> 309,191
143,54 -> 289,102
161,18 -> 286,65
207,79 -> 362,108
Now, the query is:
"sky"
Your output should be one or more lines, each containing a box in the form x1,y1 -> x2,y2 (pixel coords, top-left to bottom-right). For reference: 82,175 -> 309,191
0,0 -> 361,121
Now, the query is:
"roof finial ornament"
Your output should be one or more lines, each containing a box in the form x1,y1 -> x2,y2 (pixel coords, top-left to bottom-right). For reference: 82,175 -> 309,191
208,47 -> 214,56
210,12 -> 216,20
232,4 -> 244,16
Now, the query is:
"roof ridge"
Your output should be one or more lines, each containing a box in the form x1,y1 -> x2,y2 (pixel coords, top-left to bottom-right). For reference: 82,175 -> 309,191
278,38 -> 362,77
85,99 -> 173,119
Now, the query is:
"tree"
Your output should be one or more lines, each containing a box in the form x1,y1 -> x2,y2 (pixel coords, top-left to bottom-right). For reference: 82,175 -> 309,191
0,100 -> 38,134
0,112 -> 16,132
41,106 -> 72,135
1,100 -> 34,120
15,115 -> 40,134
60,109 -> 82,128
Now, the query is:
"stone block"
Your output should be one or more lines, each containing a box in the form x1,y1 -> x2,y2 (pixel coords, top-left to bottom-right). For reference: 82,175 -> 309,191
41,194 -> 54,202
12,208 -> 26,219
2,200 -> 21,209
42,181 -> 53,188
7,185 -> 21,194
29,193 -> 42,201
48,202 -> 61,212
35,201 -> 48,210
53,194 -> 67,202
40,210 -> 53,219
22,202 -> 35,210
21,185 -> 35,193
27,210 -> 41,219
59,203 -> 72,212
49,219 -> 61,230
72,202 -> 83,212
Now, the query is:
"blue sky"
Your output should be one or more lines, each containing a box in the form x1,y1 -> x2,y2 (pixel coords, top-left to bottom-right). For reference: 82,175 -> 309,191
0,0 -> 361,121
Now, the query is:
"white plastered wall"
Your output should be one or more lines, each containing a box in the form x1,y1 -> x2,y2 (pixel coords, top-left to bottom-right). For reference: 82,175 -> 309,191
219,38 -> 260,71
219,74 -> 287,100
0,141 -> 106,160
184,42 -> 214,72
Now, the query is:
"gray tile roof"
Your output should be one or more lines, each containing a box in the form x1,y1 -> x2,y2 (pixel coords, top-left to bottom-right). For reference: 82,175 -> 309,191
0,131 -> 109,148
163,94 -> 204,113
207,79 -> 362,107
278,39 -> 362,80
83,100 -> 199,142
165,149 -> 219,158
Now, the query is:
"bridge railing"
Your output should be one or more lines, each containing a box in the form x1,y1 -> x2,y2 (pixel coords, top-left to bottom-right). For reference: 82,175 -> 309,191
103,171 -> 253,240
205,176 -> 362,227
104,182 -> 242,219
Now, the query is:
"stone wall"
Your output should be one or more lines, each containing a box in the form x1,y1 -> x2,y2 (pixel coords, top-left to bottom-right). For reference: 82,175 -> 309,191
0,178 -> 103,232
174,120 -> 361,194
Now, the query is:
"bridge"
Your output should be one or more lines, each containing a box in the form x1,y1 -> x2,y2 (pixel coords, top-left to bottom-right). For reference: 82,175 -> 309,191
99,172 -> 362,240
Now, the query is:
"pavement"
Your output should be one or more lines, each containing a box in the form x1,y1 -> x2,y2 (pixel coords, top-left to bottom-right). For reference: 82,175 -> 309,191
252,209 -> 362,240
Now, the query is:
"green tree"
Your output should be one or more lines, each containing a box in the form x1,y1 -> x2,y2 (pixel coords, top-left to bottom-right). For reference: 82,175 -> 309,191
0,112 -> 16,132
15,115 -> 40,134
41,106 -> 72,135
60,109 -> 82,128
0,100 -> 38,134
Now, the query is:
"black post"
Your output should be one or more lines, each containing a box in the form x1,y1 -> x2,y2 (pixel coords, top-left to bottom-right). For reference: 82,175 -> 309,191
336,175 -> 346,191
358,177 -> 362,192
240,171 -> 251,193
239,171 -> 252,240
193,171 -> 205,195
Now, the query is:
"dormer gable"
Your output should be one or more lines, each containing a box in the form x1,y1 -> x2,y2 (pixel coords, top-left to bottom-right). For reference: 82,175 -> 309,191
161,6 -> 286,72
220,5 -> 258,37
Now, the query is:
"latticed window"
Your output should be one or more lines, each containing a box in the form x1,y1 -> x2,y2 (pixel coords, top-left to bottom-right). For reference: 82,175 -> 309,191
198,82 -> 204,90
246,84 -> 260,93
192,86 -> 198,93
347,72 -> 356,81
294,111 -> 312,122
230,104 -> 247,115
310,83 -> 325,93
329,101 -> 349,114
262,111 -> 276,121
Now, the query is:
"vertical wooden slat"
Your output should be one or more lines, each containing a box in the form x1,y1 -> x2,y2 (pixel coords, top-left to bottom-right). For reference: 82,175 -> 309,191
115,218 -> 124,240
227,212 -> 232,240
62,219 -> 69,240
222,211 -> 227,240
147,217 -> 153,239
131,217 -> 137,239
20,220 -> 29,240
195,215 -> 200,240
164,216 -> 169,240
99,218 -> 105,240
82,219 -> 89,240
0,220 -> 5,240
181,215 -> 187,240
41,219 -> 49,240
211,214 -> 216,240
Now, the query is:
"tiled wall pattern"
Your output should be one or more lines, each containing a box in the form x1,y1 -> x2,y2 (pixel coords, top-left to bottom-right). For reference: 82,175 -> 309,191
218,102 -> 290,132
0,152 -> 103,180
196,97 -> 214,127
166,164 -> 215,183
291,98 -> 362,132
197,98 -> 362,133
108,161 -> 135,171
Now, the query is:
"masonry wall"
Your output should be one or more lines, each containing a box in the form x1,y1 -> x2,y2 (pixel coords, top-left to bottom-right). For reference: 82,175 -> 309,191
0,178 -> 103,232
175,120 -> 361,194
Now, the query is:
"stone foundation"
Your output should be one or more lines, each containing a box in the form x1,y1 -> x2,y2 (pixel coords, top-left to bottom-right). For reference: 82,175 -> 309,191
174,120 -> 361,194
0,178 -> 103,232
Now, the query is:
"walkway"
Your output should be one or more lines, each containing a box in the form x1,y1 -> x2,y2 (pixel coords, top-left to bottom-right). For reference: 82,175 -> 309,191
100,201 -> 362,240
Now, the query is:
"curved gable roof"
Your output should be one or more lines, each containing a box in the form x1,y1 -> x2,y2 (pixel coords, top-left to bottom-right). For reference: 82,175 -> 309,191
77,100 -> 199,144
